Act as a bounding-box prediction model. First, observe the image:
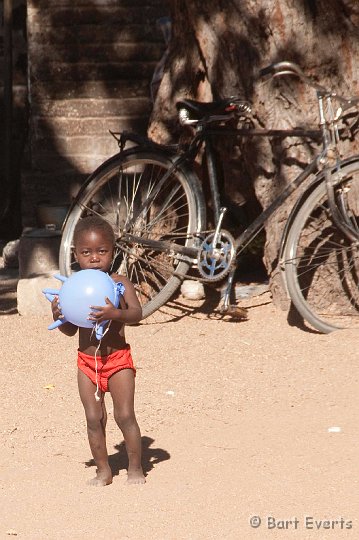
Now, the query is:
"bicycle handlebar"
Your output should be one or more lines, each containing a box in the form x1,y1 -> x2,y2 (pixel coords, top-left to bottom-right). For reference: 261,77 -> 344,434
259,60 -> 359,117
259,61 -> 327,93
259,61 -> 302,78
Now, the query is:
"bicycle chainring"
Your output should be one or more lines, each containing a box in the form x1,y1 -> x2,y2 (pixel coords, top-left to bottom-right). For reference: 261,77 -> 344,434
197,230 -> 236,281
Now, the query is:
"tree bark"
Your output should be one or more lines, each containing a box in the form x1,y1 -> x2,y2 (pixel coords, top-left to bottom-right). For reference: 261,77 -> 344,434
148,0 -> 359,307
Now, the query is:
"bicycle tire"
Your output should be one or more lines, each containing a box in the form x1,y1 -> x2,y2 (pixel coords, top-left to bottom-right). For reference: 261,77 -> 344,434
60,148 -> 206,318
284,160 -> 359,332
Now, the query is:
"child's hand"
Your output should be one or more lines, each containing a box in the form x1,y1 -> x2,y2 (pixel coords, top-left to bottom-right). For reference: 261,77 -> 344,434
51,296 -> 64,321
88,297 -> 119,323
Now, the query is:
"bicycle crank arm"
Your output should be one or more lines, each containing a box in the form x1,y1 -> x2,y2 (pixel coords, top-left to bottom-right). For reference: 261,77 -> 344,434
121,233 -> 198,259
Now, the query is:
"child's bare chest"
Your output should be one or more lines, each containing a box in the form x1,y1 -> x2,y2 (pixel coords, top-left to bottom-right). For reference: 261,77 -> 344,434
78,321 -> 127,356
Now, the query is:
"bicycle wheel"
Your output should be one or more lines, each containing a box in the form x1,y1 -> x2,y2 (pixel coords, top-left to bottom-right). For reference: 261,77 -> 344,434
284,160 -> 359,332
60,149 -> 205,318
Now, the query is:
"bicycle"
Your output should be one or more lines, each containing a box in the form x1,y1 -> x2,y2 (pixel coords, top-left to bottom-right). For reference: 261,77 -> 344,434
59,61 -> 359,333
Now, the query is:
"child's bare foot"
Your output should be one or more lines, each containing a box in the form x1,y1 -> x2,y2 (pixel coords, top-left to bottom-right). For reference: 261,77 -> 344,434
126,467 -> 146,485
87,467 -> 113,487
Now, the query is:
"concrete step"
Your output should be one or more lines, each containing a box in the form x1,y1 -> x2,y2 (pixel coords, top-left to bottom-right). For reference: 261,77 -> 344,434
1,229 -> 64,316
18,228 -> 61,278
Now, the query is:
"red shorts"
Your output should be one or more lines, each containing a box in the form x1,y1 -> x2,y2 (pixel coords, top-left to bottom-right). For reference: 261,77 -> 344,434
77,347 -> 136,393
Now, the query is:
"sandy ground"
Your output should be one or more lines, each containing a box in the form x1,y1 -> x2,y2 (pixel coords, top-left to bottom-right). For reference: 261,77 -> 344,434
1,275 -> 359,539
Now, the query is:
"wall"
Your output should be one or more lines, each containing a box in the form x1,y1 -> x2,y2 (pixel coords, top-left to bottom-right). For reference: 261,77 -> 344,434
23,0 -> 169,226
0,0 -> 27,237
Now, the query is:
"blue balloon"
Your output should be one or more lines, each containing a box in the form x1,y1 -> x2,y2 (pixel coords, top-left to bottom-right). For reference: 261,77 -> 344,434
43,270 -> 125,340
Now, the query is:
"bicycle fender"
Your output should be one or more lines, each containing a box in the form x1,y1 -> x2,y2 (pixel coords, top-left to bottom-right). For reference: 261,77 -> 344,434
64,148 -> 207,235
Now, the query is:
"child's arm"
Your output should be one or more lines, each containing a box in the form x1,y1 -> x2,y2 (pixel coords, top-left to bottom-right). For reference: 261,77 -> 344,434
88,275 -> 142,325
51,296 -> 78,336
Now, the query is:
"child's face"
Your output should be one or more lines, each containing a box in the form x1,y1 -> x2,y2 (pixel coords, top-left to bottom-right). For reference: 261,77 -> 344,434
74,229 -> 114,272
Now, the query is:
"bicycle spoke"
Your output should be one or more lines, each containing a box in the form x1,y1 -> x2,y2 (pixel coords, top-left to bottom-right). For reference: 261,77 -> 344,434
118,243 -> 177,279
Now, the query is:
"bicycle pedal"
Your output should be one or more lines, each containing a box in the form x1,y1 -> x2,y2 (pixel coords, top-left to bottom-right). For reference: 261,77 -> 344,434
220,304 -> 248,319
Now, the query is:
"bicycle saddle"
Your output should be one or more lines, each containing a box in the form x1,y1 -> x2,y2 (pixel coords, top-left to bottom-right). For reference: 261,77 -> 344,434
176,97 -> 251,122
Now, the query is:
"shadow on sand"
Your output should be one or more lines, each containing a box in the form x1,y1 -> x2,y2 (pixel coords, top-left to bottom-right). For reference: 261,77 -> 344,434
85,435 -> 171,478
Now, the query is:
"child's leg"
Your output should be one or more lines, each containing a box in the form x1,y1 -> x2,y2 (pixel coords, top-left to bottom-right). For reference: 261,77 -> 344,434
108,369 -> 145,484
77,368 -> 112,486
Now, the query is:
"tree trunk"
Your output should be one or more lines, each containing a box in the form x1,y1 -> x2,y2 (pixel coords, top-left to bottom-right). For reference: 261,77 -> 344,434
148,0 -> 359,307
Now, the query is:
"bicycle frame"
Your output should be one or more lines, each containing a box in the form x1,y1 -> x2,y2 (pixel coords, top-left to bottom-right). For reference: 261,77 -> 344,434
107,77 -> 359,284
171,80 -> 359,311
114,127 -> 321,267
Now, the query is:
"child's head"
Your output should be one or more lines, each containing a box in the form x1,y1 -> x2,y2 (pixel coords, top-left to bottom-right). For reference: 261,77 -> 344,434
73,216 -> 116,272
